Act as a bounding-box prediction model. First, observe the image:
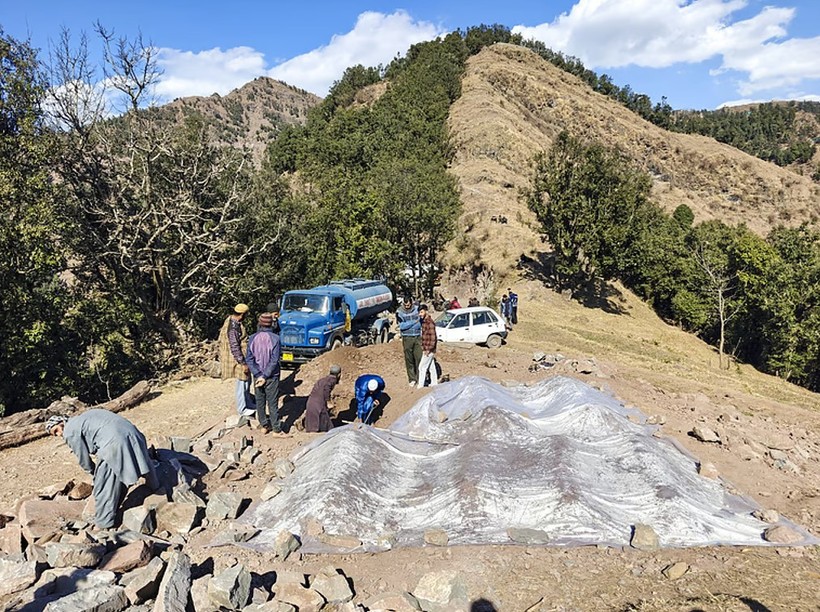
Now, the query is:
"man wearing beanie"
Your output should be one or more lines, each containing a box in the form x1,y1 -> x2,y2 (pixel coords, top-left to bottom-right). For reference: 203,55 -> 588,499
246,312 -> 285,434
219,303 -> 256,417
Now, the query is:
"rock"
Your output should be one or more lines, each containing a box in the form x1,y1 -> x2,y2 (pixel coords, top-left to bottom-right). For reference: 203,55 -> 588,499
646,414 -> 666,425
273,458 -> 294,479
189,576 -> 211,612
122,507 -> 156,535
506,527 -> 550,544
768,448 -> 788,461
630,524 -> 659,550
273,530 -> 301,560
172,485 -> 207,508
43,584 -> 128,612
155,502 -> 202,535
423,529 -> 449,546
99,540 -> 153,573
364,593 -> 421,612
316,533 -> 361,549
0,557 -> 38,597
752,509 -> 780,523
171,437 -> 192,453
28,568 -> 117,606
763,525 -> 804,544
225,415 -> 250,429
412,571 -> 468,612
662,562 -> 689,580
244,602 -> 297,612
240,447 -> 261,464
0,520 -> 24,555
572,358 -> 598,375
122,556 -> 166,604
697,462 -> 720,479
273,583 -> 325,612
532,352 -> 546,362
68,482 -> 95,501
18,498 -> 86,542
274,570 -> 308,586
310,571 -> 353,604
434,411 -> 448,423
209,563 -> 252,610
260,482 -> 282,501
39,482 -> 73,500
206,492 -> 245,520
251,586 -> 271,604
153,551 -> 191,612
690,426 -> 721,444
45,542 -> 106,568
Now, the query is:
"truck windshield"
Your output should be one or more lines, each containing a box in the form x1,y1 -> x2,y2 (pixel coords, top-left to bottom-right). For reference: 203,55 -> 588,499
283,294 -> 329,314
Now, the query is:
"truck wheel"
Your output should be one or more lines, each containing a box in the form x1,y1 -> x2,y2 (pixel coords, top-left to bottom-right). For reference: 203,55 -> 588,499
486,334 -> 502,349
378,327 -> 387,344
331,338 -> 343,351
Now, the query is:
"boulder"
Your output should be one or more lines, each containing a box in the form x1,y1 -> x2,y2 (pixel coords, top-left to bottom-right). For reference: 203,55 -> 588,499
206,492 -> 245,520
273,530 -> 301,560
0,557 -> 38,598
310,571 -> 353,604
225,415 -> 250,429
153,551 -> 191,612
662,562 -> 689,580
18,498 -> 86,542
45,542 -> 106,568
208,563 -> 252,610
423,529 -> 449,547
412,571 -> 468,612
240,447 -> 261,464
272,459 -> 294,479
172,485 -> 207,508
122,507 -> 156,535
630,524 -> 660,550
316,533 -> 361,549
752,509 -> 780,523
691,427 -> 721,444
273,583 -> 325,612
697,462 -> 720,479
244,602 -> 297,612
99,540 -> 153,573
189,575 -> 211,612
155,502 -> 202,535
43,584 -> 127,612
763,525 -> 804,544
0,520 -> 24,555
122,556 -> 166,604
68,482 -> 94,501
171,437 -> 192,453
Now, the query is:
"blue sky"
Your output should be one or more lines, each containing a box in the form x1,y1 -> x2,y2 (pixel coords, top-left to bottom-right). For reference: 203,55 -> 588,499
4,0 -> 819,110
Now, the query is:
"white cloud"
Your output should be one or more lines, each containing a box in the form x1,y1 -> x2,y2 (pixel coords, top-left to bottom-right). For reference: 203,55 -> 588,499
155,46 -> 267,100
512,0 -> 818,98
267,11 -> 444,95
147,11 -> 443,102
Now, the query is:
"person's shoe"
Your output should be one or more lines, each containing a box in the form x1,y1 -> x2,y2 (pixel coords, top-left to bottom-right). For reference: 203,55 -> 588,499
241,409 -> 256,418
270,430 -> 293,438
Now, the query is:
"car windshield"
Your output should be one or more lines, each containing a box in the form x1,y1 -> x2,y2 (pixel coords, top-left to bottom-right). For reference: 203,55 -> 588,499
435,312 -> 455,328
283,294 -> 329,314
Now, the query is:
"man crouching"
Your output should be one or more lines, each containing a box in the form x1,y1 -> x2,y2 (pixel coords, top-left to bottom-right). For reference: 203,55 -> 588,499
46,410 -> 159,530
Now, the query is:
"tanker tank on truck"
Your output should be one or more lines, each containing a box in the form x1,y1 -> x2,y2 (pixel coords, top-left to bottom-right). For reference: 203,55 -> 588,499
278,279 -> 393,365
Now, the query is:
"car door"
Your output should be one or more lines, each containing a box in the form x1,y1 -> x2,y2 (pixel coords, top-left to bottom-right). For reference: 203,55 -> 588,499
447,312 -> 472,342
470,309 -> 496,343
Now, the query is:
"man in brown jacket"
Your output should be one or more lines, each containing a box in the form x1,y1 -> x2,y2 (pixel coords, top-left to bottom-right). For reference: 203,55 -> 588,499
418,304 -> 439,387
219,303 -> 256,416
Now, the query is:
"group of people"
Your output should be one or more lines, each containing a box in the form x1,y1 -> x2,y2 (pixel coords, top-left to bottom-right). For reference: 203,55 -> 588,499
303,366 -> 386,432
396,296 -> 439,388
500,288 -> 519,326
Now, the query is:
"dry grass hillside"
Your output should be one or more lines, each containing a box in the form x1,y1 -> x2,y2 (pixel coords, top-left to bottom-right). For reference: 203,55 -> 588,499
446,43 -> 820,277
156,77 -> 321,164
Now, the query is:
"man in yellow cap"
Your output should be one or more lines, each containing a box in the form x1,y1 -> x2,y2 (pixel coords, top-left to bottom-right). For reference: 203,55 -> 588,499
219,303 -> 256,417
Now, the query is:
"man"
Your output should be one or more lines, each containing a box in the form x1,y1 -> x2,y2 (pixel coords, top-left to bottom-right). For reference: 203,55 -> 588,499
450,296 -> 462,309
500,294 -> 511,325
305,365 -> 341,432
397,296 -> 422,387
354,374 -> 385,424
246,313 -> 284,434
265,301 -> 281,333
468,296 -> 480,308
507,288 -> 519,325
46,411 -> 158,530
219,303 -> 256,417
418,303 -> 438,387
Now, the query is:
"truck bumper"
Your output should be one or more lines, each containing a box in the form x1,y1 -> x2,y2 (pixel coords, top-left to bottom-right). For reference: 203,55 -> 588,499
280,346 -> 326,366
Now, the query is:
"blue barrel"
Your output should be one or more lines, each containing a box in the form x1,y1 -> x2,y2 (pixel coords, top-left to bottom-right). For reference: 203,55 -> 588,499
314,279 -> 393,321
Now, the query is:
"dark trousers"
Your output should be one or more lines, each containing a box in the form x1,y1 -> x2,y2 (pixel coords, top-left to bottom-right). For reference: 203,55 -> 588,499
510,306 -> 518,325
402,335 -> 422,384
255,377 -> 281,432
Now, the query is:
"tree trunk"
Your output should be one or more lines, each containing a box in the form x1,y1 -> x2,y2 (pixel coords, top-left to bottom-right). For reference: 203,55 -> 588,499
0,381 -> 151,450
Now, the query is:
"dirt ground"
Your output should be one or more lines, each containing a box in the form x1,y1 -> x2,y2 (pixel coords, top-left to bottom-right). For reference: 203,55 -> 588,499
2,288 -> 820,611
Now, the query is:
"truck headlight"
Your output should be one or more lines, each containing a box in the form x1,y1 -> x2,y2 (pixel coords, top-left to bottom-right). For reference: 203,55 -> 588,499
309,338 -> 320,345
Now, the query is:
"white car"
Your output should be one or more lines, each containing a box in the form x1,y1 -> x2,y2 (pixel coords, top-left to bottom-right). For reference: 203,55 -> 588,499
435,306 -> 508,348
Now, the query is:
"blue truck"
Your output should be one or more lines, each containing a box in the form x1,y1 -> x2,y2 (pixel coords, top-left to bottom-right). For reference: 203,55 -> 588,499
278,279 -> 393,365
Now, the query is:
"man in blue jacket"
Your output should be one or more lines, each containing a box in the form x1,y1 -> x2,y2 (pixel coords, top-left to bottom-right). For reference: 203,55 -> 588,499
396,296 -> 422,387
354,374 -> 385,424
246,312 -> 284,434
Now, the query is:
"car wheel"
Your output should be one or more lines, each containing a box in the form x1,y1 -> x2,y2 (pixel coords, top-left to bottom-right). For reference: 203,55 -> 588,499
331,338 -> 343,351
486,334 -> 502,349
378,327 -> 387,344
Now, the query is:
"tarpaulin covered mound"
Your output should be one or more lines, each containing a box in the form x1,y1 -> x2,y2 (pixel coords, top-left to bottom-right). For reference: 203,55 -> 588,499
241,376 -> 816,553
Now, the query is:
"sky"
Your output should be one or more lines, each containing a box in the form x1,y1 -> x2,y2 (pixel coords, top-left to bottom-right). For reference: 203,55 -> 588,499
4,0 -> 819,110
